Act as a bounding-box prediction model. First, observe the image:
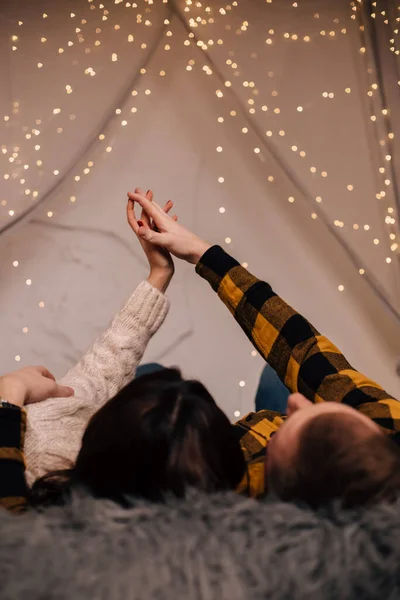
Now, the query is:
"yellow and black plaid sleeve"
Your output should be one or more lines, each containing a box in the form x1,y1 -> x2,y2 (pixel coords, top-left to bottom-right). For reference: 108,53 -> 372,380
196,245 -> 400,435
233,409 -> 286,497
0,404 -> 29,513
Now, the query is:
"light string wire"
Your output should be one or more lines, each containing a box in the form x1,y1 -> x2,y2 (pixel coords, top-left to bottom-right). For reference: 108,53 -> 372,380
0,6 -> 173,237
168,0 -> 400,322
352,0 -> 400,296
1,1 -> 399,322
358,0 -> 400,227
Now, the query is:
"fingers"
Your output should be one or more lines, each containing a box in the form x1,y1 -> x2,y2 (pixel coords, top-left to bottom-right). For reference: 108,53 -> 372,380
36,366 -> 56,381
140,189 -> 154,226
53,384 -> 75,398
127,192 -> 167,225
163,200 -> 173,214
126,198 -> 140,234
137,223 -> 169,247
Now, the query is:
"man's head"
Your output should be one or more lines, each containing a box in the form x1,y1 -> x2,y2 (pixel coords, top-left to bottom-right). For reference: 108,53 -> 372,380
266,394 -> 400,508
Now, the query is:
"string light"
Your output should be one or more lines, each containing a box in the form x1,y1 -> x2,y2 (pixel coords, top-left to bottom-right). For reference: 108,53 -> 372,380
2,1 -> 398,367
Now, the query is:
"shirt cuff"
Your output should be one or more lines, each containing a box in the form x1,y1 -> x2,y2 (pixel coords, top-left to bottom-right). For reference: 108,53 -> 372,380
0,405 -> 26,454
195,245 -> 240,292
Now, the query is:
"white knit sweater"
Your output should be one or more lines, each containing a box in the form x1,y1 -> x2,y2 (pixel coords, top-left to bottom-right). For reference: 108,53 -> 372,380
24,280 -> 169,486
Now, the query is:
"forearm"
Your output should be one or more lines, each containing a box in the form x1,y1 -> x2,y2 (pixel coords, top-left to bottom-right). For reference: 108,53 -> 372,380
24,279 -> 170,484
196,246 -> 400,432
0,405 -> 29,513
196,245 -> 314,386
147,268 -> 173,294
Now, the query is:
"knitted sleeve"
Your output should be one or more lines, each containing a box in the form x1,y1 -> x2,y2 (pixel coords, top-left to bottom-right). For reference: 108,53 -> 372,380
24,280 -> 169,485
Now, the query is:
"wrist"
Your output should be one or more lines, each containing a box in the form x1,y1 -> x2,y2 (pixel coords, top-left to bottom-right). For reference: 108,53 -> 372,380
189,240 -> 212,265
147,267 -> 174,293
0,375 -> 27,408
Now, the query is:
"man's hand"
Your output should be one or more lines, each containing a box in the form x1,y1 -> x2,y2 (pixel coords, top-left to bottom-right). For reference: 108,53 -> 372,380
127,190 -> 211,265
0,366 -> 74,408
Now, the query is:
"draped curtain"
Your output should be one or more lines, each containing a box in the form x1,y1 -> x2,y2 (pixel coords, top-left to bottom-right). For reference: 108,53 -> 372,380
0,0 -> 399,417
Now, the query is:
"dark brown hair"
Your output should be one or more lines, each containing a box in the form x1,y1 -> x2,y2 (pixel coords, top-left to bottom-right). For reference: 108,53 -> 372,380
31,368 -> 246,506
268,412 -> 400,508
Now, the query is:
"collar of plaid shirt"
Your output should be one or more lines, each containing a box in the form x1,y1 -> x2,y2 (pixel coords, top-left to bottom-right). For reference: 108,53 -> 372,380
233,410 -> 287,497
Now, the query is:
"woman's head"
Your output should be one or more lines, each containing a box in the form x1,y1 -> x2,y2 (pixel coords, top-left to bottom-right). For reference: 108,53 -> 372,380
70,368 -> 245,502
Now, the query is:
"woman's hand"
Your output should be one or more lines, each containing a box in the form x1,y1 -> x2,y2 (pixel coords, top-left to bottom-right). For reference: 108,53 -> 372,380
127,188 -> 175,293
127,190 -> 210,265
0,366 -> 74,408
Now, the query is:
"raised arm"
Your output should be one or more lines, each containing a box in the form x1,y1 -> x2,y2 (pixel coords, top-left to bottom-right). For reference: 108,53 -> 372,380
196,247 -> 399,428
127,190 -> 400,436
24,189 -> 174,485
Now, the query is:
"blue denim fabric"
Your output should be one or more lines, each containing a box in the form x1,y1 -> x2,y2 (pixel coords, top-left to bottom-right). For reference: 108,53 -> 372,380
254,364 -> 289,414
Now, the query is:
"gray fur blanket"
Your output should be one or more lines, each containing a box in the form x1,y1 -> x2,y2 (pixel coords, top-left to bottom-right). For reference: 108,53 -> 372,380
1,491 -> 399,600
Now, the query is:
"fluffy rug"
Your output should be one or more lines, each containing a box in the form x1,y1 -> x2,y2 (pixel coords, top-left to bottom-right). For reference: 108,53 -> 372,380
1,491 -> 400,600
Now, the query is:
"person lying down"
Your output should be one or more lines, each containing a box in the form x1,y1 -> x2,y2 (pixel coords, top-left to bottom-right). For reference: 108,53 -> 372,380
1,187 -> 400,513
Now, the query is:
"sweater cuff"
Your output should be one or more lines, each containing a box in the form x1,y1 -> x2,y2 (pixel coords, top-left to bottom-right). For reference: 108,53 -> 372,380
196,245 -> 240,292
113,280 -> 170,336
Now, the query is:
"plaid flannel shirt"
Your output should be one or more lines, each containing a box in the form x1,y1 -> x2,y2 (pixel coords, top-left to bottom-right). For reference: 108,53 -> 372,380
196,245 -> 400,497
0,404 -> 28,513
1,245 -> 399,511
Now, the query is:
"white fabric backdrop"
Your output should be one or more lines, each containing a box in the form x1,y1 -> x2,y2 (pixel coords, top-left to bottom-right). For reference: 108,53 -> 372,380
1,0 -> 399,418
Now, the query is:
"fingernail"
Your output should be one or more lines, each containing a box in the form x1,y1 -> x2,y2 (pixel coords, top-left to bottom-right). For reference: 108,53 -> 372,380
138,220 -> 144,227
